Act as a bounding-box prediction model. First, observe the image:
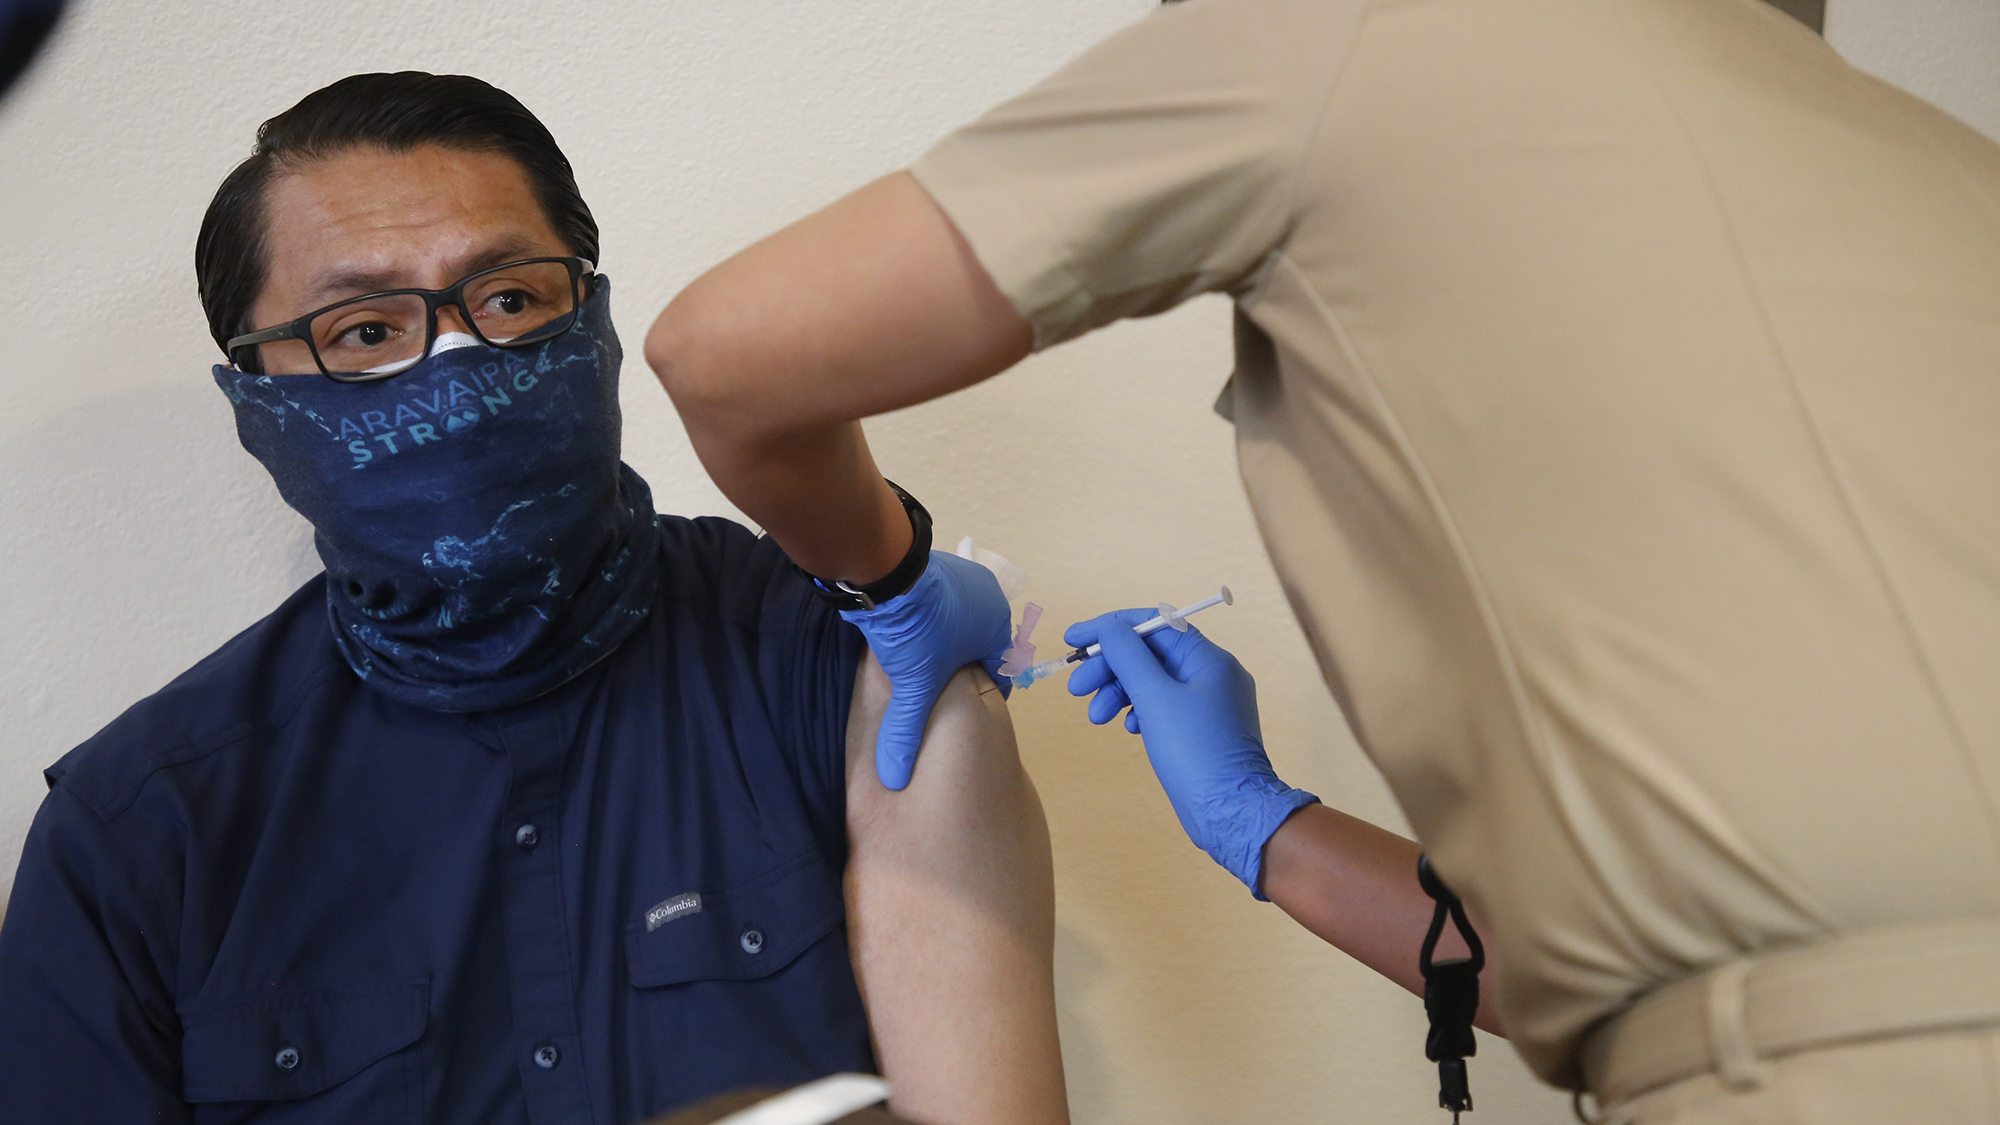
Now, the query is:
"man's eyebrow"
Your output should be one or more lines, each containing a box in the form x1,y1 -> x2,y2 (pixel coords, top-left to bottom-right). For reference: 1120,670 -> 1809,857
300,266 -> 404,308
298,236 -> 556,308
456,236 -> 548,276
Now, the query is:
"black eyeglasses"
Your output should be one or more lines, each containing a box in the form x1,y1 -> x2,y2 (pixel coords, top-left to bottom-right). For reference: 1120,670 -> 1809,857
226,257 -> 596,382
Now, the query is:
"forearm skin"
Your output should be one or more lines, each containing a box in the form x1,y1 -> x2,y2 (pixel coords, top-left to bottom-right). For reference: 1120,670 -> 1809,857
1260,803 -> 1504,1036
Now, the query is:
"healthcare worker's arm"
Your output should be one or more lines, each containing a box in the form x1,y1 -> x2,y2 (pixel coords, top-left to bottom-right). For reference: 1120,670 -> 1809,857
649,0 -> 1338,565
1261,805 -> 1502,1035
842,653 -> 1070,1125
650,177 -> 1026,793
648,173 -> 1030,588
650,0 -> 1345,785
1068,611 -> 1502,1036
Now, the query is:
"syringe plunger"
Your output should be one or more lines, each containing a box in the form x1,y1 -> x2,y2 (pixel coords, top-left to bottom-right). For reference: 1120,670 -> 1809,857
1071,586 -> 1233,661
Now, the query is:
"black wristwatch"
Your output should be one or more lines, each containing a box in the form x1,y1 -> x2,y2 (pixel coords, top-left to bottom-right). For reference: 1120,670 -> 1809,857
799,480 -> 933,612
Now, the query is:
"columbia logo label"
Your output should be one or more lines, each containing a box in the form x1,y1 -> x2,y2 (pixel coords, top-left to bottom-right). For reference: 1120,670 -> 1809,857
645,892 -> 703,932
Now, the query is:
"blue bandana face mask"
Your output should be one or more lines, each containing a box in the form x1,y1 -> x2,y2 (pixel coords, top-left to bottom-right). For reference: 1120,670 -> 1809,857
214,279 -> 662,712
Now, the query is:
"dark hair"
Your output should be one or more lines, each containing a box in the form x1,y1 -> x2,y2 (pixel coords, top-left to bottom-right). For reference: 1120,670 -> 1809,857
195,71 -> 600,362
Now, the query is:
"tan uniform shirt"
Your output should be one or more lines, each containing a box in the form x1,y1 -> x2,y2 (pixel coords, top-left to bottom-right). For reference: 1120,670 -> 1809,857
912,0 -> 2000,1087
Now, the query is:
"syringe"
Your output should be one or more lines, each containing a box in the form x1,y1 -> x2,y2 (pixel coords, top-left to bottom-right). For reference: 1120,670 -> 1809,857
1011,586 -> 1233,688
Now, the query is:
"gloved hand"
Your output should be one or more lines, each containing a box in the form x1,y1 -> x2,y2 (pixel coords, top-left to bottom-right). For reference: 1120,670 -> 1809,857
842,550 -> 1014,791
1066,609 -> 1318,897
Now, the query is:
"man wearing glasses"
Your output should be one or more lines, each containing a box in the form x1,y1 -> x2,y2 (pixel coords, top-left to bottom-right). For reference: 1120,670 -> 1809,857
0,72 -> 1068,1125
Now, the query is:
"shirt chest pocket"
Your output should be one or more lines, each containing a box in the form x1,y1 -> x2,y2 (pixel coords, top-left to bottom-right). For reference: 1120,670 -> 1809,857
180,976 -> 428,1122
626,849 -> 845,986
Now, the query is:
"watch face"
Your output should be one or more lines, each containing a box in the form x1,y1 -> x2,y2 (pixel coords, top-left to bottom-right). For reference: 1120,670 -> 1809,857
805,575 -> 870,611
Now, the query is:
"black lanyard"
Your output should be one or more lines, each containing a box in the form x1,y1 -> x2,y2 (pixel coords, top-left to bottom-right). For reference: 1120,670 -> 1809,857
1418,855 -> 1486,1123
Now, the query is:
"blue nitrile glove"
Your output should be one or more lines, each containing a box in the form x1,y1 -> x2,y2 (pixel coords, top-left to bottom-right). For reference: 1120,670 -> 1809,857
842,550 -> 1013,791
1066,609 -> 1319,898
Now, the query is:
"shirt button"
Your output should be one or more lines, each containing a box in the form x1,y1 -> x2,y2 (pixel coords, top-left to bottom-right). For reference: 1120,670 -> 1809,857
274,1046 -> 301,1071
740,928 -> 765,954
533,1043 -> 560,1070
515,824 -> 540,850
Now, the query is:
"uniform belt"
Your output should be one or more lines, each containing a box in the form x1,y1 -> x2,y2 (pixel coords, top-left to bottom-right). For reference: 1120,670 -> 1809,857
1578,918 -> 2000,1106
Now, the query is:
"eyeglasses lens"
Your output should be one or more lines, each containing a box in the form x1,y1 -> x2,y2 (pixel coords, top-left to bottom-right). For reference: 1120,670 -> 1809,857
464,260 -> 578,347
310,293 -> 432,377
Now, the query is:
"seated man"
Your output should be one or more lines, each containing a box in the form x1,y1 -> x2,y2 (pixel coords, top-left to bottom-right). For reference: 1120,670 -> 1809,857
0,71 -> 1067,1125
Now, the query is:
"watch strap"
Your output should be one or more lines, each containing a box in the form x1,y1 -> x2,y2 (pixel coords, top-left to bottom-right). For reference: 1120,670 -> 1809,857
800,480 -> 932,612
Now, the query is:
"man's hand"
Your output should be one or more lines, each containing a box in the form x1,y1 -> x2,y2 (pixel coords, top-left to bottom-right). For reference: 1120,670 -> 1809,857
846,551 -> 1014,790
1065,609 -> 1318,896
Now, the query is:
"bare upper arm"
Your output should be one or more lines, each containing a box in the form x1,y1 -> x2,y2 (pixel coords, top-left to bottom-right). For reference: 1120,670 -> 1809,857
843,654 -> 1069,1125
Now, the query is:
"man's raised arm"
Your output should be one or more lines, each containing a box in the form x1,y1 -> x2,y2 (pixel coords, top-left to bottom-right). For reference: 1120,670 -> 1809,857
842,654 -> 1069,1125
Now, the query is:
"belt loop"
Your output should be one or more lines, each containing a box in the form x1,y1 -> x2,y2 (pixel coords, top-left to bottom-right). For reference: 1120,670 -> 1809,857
1703,960 -> 1769,1091
1575,1089 -> 1638,1125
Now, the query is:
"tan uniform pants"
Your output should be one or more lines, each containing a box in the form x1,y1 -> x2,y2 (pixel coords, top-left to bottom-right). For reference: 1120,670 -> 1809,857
1603,1032 -> 2000,1124
1586,920 -> 2000,1123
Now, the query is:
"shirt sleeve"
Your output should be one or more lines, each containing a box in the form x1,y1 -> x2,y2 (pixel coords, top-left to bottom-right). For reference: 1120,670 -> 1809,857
751,538 -> 867,860
909,0 -> 1368,349
0,784 -> 187,1123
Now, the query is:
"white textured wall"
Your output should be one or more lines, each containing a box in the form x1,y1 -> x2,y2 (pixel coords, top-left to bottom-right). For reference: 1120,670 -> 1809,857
0,1 -> 1989,1122
1827,0 -> 2000,140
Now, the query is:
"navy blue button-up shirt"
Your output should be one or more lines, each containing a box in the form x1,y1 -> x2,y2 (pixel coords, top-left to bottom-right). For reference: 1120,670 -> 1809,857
0,516 -> 875,1123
